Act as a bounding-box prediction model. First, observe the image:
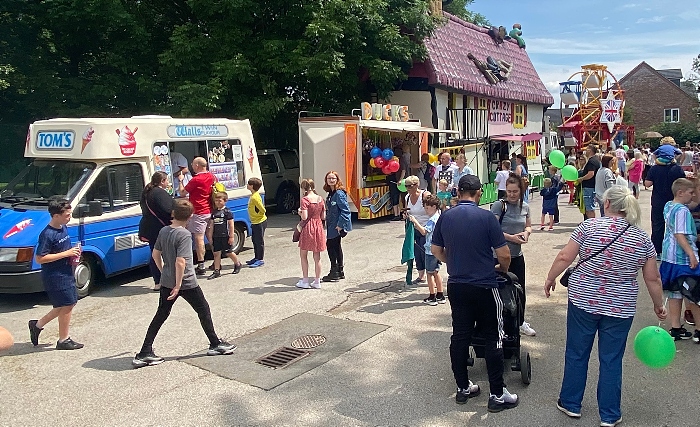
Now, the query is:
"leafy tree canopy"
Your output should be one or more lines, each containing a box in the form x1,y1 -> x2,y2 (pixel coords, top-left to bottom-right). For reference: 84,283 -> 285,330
443,0 -> 489,26
650,122 -> 700,146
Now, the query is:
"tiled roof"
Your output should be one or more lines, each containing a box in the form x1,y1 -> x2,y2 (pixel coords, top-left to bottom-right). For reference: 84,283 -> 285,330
418,13 -> 554,106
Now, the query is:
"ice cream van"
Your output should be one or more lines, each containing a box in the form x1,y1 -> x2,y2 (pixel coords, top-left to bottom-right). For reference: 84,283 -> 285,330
0,116 -> 263,296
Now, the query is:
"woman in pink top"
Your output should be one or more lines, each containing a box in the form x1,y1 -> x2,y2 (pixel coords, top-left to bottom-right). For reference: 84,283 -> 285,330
626,151 -> 644,199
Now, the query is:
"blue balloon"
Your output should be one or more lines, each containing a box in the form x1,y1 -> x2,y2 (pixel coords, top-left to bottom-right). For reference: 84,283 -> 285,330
370,147 -> 382,158
382,148 -> 394,161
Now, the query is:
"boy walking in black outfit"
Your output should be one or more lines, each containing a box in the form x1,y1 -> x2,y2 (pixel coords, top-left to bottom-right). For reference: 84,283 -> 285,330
133,199 -> 236,368
28,199 -> 84,350
206,192 -> 242,279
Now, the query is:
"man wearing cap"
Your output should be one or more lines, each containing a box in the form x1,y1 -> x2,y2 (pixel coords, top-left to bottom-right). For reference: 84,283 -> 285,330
431,174 -> 519,412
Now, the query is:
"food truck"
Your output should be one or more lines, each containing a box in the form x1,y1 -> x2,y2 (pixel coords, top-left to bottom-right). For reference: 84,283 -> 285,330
0,116 -> 263,296
299,104 -> 456,219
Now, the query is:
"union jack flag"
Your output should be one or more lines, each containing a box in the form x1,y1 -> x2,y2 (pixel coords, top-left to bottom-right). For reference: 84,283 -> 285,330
600,99 -> 622,124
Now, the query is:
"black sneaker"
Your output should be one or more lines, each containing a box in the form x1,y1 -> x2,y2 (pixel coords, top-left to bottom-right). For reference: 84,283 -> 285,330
207,340 -> 237,355
423,296 -> 438,306
693,330 -> 700,343
670,326 -> 693,341
28,319 -> 42,346
488,387 -> 519,412
195,266 -> 206,275
132,352 -> 165,368
233,263 -> 242,274
208,263 -> 216,271
56,337 -> 84,350
685,309 -> 695,326
435,295 -> 447,304
207,270 -> 221,280
455,381 -> 480,404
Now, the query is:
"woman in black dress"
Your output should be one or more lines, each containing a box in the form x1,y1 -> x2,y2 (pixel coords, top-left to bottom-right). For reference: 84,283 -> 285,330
138,171 -> 173,290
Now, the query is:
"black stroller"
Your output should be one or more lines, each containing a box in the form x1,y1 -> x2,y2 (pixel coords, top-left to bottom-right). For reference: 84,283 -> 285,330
466,271 -> 532,384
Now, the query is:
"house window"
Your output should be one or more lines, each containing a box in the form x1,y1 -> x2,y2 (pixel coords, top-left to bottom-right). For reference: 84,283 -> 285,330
664,108 -> 680,123
514,104 -> 526,128
523,141 -> 539,159
477,98 -> 487,110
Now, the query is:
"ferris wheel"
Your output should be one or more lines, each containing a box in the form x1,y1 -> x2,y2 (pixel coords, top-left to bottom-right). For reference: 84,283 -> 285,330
559,64 -> 629,148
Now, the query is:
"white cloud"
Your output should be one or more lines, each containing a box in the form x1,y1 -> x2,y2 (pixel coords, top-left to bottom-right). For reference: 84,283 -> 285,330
622,3 -> 639,8
636,16 -> 665,23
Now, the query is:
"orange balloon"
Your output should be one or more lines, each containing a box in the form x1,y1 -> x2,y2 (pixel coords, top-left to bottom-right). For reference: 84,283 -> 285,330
0,326 -> 14,352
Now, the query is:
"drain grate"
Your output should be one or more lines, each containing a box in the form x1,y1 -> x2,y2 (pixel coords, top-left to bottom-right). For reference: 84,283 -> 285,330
256,347 -> 310,369
290,334 -> 327,349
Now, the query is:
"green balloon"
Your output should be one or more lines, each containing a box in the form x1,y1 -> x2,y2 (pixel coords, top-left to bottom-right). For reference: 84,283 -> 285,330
397,179 -> 407,192
549,149 -> 566,168
634,326 -> 675,369
561,165 -> 578,182
622,145 -> 629,151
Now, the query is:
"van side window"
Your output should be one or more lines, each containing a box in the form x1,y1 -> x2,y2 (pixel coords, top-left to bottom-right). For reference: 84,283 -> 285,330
259,154 -> 278,174
83,163 -> 144,212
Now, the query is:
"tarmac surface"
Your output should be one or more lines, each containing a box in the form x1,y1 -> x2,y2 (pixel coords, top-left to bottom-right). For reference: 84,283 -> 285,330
1,188 -> 697,426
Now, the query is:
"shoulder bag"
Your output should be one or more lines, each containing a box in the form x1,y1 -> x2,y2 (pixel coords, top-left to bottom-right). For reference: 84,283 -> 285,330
560,223 -> 631,287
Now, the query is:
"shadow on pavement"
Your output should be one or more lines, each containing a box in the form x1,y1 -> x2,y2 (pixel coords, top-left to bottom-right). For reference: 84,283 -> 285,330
239,277 -> 300,294
0,292 -> 50,314
0,341 -> 55,357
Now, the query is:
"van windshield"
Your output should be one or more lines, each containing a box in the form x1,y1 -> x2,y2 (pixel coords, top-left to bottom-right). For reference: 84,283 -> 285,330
0,160 -> 95,208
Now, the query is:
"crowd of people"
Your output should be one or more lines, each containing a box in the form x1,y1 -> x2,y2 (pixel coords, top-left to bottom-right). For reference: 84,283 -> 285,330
23,142 -> 700,424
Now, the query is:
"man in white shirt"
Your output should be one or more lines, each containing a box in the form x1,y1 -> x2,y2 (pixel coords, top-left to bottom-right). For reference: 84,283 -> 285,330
170,151 -> 192,197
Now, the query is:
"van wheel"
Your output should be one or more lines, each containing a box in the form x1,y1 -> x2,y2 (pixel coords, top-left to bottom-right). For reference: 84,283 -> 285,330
74,254 -> 97,298
231,224 -> 245,254
276,187 -> 298,214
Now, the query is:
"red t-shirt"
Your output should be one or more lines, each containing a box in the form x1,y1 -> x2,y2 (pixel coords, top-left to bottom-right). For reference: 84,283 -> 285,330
185,172 -> 215,214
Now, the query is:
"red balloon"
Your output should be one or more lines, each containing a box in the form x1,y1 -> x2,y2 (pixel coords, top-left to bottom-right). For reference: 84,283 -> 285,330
388,160 -> 400,173
374,156 -> 386,168
381,164 -> 393,175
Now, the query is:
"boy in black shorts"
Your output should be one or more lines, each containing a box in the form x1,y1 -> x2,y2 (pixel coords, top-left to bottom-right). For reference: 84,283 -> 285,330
206,192 -> 242,279
28,199 -> 84,350
133,199 -> 236,368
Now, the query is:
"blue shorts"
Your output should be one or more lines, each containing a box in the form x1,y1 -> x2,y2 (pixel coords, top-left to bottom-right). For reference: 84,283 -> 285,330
542,208 -> 556,216
44,277 -> 78,308
659,261 -> 700,291
582,187 -> 596,212
425,254 -> 441,273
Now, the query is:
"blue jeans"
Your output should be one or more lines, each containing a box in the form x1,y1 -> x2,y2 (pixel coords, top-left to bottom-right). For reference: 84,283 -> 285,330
559,301 -> 633,423
582,187 -> 596,212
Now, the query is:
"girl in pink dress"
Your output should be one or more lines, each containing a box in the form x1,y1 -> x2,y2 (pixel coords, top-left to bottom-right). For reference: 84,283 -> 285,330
297,179 -> 327,289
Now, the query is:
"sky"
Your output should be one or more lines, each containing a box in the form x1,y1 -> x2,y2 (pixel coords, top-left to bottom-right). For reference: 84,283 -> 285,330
469,0 -> 700,106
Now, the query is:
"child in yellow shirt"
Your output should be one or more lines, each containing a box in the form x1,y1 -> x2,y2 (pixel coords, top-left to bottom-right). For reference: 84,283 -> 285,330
246,177 -> 267,268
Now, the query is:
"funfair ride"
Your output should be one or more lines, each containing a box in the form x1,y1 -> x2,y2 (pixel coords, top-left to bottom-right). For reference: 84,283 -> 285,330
558,64 -> 634,150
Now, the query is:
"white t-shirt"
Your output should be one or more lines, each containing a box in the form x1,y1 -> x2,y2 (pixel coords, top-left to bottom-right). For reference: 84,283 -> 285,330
495,170 -> 510,190
170,152 -> 192,193
406,190 -> 429,225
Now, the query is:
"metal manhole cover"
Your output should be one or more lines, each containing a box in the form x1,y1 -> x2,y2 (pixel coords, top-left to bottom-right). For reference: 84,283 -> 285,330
290,334 -> 327,349
256,347 -> 310,369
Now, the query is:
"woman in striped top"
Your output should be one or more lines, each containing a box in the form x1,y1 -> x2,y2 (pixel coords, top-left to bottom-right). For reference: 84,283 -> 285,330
543,186 -> 667,427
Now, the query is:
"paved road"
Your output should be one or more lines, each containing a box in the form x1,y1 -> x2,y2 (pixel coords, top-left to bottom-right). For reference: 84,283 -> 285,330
0,189 -> 696,426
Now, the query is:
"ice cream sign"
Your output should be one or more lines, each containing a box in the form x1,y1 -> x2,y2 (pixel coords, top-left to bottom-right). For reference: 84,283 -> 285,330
116,126 -> 138,156
166,125 -> 228,138
36,131 -> 75,150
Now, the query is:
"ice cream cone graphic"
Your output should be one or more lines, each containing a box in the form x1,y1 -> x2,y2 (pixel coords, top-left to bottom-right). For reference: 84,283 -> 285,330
115,126 -> 138,156
247,147 -> 255,169
81,127 -> 95,153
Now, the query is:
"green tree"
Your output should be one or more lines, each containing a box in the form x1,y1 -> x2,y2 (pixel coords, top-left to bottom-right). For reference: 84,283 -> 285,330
443,0 -> 489,25
650,122 -> 700,145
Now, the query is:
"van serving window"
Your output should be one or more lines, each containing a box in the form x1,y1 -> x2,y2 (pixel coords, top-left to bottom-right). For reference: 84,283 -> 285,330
207,139 -> 245,190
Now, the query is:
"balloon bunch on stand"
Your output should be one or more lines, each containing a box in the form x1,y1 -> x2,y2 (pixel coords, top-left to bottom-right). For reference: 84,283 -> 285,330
548,149 -> 578,182
369,147 -> 400,175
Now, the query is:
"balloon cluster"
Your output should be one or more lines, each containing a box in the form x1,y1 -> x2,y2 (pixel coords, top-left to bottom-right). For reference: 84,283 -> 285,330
548,149 -> 578,182
369,147 -> 400,175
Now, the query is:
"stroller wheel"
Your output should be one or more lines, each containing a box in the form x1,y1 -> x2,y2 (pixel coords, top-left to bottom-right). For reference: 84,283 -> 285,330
521,351 -> 531,385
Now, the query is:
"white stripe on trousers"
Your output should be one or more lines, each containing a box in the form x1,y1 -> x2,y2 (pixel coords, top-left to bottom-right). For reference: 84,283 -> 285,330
491,288 -> 505,349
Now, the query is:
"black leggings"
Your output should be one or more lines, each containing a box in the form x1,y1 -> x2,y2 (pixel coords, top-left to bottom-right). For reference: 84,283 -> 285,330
251,220 -> 267,260
148,240 -> 161,285
326,236 -> 344,268
140,286 -> 220,354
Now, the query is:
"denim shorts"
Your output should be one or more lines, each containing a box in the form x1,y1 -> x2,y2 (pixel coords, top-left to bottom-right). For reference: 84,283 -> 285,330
582,187 -> 596,212
425,254 -> 441,273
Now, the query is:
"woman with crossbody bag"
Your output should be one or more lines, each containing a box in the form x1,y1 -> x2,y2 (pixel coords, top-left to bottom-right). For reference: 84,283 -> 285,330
543,186 -> 666,426
139,171 -> 174,290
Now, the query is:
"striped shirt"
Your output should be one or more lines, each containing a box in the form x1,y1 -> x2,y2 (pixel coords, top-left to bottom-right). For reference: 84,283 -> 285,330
568,217 -> 656,318
662,201 -> 697,265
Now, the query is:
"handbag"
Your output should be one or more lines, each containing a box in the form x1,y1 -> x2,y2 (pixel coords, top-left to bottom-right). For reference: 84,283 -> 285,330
560,223 -> 630,287
292,219 -> 308,242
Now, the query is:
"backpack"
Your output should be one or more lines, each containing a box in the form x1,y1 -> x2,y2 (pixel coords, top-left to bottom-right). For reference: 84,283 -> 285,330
423,162 -> 435,184
210,180 -> 226,206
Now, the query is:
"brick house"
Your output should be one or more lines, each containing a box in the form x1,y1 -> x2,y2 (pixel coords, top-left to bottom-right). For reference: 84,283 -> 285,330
385,12 -> 553,182
619,61 -> 699,132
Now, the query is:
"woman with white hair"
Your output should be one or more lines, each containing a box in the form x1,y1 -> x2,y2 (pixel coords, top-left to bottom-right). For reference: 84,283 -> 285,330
451,153 -> 474,193
544,186 -> 667,427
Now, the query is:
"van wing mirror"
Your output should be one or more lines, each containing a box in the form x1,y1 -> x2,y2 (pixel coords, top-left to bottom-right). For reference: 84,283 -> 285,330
88,201 -> 103,217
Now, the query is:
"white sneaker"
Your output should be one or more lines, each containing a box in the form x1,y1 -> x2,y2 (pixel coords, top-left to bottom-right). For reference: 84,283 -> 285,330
310,279 -> 321,289
488,387 -> 519,412
520,322 -> 536,336
296,280 -> 311,289
600,417 -> 622,427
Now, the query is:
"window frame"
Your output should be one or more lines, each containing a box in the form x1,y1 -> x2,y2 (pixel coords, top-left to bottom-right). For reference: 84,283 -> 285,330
663,108 -> 680,123
81,162 -> 144,213
513,104 -> 526,129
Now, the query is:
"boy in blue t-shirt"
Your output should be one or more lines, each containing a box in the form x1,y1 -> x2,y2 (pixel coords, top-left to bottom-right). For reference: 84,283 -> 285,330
659,178 -> 700,341
409,195 -> 444,305
28,199 -> 84,350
